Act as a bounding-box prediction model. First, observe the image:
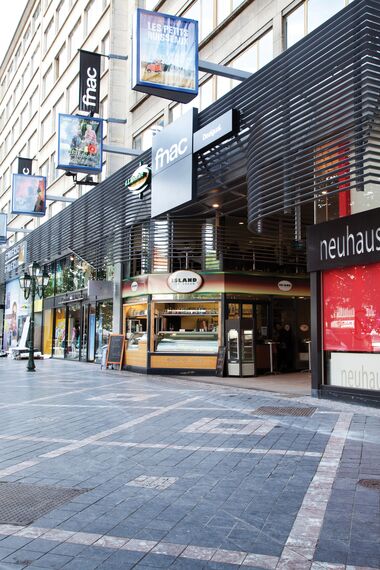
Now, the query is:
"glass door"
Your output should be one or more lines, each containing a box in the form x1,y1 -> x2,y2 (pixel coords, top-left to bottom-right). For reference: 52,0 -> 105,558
67,303 -> 81,360
226,302 -> 255,377
80,304 -> 89,361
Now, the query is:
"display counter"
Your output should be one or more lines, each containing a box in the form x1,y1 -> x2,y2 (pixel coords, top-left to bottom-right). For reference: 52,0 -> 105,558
156,331 -> 218,353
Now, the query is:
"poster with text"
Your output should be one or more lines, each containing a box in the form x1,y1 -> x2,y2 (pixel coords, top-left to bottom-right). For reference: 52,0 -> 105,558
3,279 -> 30,351
323,262 -> 380,353
11,174 -> 46,216
57,114 -> 103,173
133,9 -> 198,103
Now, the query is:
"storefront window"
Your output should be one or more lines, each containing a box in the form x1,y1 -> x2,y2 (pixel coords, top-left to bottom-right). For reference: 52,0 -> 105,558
323,264 -> 380,391
43,308 -> 54,355
53,307 -> 66,357
95,300 -> 113,361
153,301 -> 219,353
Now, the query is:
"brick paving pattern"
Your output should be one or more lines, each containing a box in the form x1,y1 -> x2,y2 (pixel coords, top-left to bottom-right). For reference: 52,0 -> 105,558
0,358 -> 378,569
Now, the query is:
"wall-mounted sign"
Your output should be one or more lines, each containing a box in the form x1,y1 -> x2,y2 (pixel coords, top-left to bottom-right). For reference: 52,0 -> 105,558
18,157 -> 33,176
132,8 -> 198,103
11,174 -> 46,216
278,280 -> 292,292
5,242 -> 27,275
193,109 -> 240,153
57,114 -> 103,173
79,50 -> 101,114
329,352 -> 380,391
307,206 -> 380,272
0,213 -> 7,245
167,270 -> 203,293
151,108 -> 198,217
125,165 -> 151,195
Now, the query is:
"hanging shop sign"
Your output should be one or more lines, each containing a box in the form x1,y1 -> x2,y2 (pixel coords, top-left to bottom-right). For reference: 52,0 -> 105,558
4,243 -> 26,275
307,206 -> 380,272
79,50 -> 101,114
151,108 -> 198,217
132,8 -> 198,103
11,174 -> 46,216
0,213 -> 6,245
193,109 -> 240,153
167,270 -> 203,293
18,157 -> 33,175
57,114 -> 103,173
125,164 -> 151,195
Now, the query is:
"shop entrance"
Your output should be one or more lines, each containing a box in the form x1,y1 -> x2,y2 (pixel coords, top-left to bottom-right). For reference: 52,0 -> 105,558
226,302 -> 269,376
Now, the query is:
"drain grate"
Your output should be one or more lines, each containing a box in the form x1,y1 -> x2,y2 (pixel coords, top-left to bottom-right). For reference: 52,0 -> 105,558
253,406 -> 317,417
0,482 -> 87,525
358,479 -> 380,491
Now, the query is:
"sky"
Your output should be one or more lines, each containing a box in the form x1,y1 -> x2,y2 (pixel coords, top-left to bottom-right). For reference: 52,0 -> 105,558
0,0 -> 28,66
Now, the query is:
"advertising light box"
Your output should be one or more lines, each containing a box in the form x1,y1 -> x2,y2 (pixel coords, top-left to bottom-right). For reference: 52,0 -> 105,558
132,9 -> 198,103
0,213 -> 7,244
57,114 -> 103,173
11,174 -> 46,216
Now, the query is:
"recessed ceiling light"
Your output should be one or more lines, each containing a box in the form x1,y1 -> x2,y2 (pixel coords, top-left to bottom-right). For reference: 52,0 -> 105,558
239,221 -> 244,225
212,203 -> 220,208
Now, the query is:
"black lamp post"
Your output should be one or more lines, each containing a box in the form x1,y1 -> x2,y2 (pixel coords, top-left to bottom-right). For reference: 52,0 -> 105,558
19,261 -> 50,372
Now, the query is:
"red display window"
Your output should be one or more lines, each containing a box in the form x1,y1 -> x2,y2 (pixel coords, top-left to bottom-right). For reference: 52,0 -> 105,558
323,262 -> 380,353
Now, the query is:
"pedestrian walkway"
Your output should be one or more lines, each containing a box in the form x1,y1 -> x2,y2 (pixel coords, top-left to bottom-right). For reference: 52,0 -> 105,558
0,358 -> 378,569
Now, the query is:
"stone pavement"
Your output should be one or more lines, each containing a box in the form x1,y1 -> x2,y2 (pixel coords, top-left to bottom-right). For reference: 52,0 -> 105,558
0,358 -> 378,570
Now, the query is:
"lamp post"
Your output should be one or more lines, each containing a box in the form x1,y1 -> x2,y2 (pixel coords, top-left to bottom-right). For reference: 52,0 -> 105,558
19,261 -> 50,372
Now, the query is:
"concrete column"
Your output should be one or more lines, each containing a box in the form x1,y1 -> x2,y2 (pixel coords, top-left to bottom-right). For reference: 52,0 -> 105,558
112,262 -> 123,333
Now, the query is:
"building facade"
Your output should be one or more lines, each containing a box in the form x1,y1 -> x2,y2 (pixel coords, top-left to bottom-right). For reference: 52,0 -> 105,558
2,0 -> 378,405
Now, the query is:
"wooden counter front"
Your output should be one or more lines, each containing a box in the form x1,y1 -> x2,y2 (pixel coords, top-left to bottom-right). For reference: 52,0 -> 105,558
124,341 -> 147,368
150,354 -> 217,370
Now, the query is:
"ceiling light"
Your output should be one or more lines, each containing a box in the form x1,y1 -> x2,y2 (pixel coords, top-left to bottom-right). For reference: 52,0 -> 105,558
212,203 -> 220,208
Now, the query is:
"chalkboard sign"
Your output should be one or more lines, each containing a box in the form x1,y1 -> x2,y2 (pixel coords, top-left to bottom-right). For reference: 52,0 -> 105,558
106,334 -> 125,368
216,346 -> 226,377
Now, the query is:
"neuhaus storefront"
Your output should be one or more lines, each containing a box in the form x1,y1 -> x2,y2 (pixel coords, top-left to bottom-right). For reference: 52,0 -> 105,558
308,207 -> 380,405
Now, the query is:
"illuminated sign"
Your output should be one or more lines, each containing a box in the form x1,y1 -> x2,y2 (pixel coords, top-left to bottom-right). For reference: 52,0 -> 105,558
12,174 -> 46,217
132,9 -> 198,103
125,165 -> 151,195
167,270 -> 203,293
57,114 -> 103,173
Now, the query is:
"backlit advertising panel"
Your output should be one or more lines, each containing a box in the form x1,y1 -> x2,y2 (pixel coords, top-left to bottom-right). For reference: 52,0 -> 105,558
57,114 -> 103,173
132,9 -> 198,103
0,213 -> 6,244
323,262 -> 380,353
11,174 -> 46,216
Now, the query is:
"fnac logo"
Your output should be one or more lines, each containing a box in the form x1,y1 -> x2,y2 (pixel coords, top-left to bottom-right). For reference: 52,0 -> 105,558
154,138 -> 188,172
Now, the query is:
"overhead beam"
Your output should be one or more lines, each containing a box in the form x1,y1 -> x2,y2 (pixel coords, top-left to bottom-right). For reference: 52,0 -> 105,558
199,59 -> 252,81
103,144 -> 142,157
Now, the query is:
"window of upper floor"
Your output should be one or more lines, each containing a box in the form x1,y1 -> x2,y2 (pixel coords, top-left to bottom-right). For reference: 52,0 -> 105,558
285,0 -> 352,49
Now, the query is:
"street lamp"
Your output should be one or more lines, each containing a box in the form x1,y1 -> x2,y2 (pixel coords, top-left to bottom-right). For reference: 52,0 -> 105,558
19,261 -> 50,372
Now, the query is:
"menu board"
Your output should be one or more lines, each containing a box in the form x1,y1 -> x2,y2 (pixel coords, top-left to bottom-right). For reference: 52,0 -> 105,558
106,334 -> 125,368
215,346 -> 226,377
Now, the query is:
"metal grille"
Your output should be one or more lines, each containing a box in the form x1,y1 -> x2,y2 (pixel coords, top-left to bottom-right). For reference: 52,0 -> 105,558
0,0 -> 378,283
253,406 -> 317,417
0,482 -> 86,525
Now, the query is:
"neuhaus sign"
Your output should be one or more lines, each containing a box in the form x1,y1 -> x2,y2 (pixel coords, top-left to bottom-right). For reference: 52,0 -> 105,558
307,207 -> 380,272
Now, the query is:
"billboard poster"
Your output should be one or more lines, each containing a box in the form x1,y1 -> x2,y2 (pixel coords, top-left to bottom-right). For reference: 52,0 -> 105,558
11,174 -> 46,216
79,50 -> 101,114
323,262 -> 380,353
3,279 -> 30,351
0,212 -> 6,244
132,9 -> 198,103
57,114 -> 103,173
